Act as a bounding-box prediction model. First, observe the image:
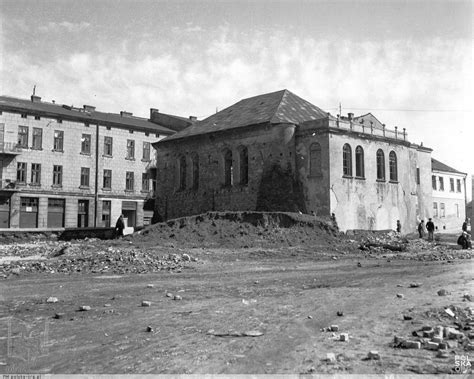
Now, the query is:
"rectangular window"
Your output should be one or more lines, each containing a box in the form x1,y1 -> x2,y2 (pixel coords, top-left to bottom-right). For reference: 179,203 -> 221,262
35,115 -> 40,120
53,165 -> 63,186
31,163 -> 41,185
433,202 -> 438,218
142,173 -> 150,191
103,169 -> 112,189
80,167 -> 90,187
456,179 -> 462,192
440,203 -> 445,218
104,136 -> 113,156
81,134 -> 91,154
16,162 -> 27,183
17,126 -> 28,147
143,142 -> 151,161
32,128 -> 43,149
416,168 -> 420,185
450,178 -> 455,192
431,175 -> 437,190
127,140 -> 135,159
126,171 -> 134,191
102,200 -> 111,227
439,177 -> 444,191
53,130 -> 64,151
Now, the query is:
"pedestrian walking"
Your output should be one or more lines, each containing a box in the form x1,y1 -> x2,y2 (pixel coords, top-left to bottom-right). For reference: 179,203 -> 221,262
462,218 -> 468,232
426,218 -> 435,242
115,214 -> 125,238
418,220 -> 425,238
396,220 -> 401,233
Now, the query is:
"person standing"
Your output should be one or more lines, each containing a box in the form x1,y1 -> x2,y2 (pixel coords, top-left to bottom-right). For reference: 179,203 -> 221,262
396,220 -> 401,234
462,218 -> 468,232
115,214 -> 125,238
418,220 -> 425,238
426,218 -> 435,242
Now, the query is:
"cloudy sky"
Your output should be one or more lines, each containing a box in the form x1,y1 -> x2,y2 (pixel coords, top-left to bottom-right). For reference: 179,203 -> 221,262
0,0 -> 472,199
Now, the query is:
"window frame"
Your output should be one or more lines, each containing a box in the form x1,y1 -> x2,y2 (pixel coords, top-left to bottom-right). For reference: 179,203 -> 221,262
309,143 -> 322,177
16,162 -> 27,183
104,136 -> 113,156
32,127 -> 43,149
126,139 -> 135,159
389,151 -> 398,182
53,165 -> 63,186
80,167 -> 90,187
17,126 -> 29,148
142,172 -> 150,192
355,145 -> 364,178
125,171 -> 134,191
31,163 -> 41,185
142,141 -> 151,161
53,130 -> 64,151
81,134 -> 91,155
456,179 -> 462,192
224,149 -> 233,187
342,144 -> 352,177
103,169 -> 112,189
376,149 -> 385,181
439,176 -> 444,191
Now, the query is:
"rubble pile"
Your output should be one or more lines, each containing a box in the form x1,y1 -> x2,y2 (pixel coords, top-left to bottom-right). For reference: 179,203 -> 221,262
394,305 -> 474,353
0,241 -> 196,277
358,232 -> 409,253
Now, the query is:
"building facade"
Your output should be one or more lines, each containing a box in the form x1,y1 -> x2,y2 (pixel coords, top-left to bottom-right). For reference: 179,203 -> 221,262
0,94 -> 187,230
430,158 -> 467,232
153,90 -> 433,233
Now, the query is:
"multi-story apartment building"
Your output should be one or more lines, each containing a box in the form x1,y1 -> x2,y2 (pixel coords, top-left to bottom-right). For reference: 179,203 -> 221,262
431,158 -> 467,232
0,94 -> 188,230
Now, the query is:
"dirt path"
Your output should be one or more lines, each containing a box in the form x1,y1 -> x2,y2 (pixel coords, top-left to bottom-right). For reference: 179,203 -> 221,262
1,252 -> 472,374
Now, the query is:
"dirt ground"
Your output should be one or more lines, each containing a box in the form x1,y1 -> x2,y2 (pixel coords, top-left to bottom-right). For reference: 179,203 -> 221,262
0,212 -> 472,375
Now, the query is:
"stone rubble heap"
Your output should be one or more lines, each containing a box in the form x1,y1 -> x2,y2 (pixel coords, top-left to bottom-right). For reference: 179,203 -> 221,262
0,240 -> 196,277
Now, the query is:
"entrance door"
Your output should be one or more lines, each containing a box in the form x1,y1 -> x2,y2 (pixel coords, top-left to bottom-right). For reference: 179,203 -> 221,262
20,197 -> 38,228
47,198 -> 65,227
122,201 -> 136,228
77,200 -> 89,227
0,196 -> 10,228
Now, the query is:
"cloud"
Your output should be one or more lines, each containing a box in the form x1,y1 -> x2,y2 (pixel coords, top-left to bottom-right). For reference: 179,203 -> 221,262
38,21 -> 91,33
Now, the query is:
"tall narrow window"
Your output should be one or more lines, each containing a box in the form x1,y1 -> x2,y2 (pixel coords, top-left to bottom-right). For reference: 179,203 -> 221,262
456,179 -> 461,192
142,173 -> 150,191
439,177 -> 444,191
53,165 -> 63,186
224,149 -> 233,186
142,142 -> 151,161
103,169 -> 112,189
102,200 -> 111,227
416,168 -> 420,185
81,134 -> 91,154
16,162 -> 27,183
192,154 -> 199,189
342,144 -> 352,177
31,163 -> 41,185
239,147 -> 249,184
17,126 -> 28,147
309,143 -> 321,177
355,146 -> 364,178
53,130 -> 64,151
32,128 -> 42,149
125,171 -> 134,191
432,175 -> 437,190
389,151 -> 397,181
433,202 -> 438,217
440,203 -> 445,218
450,178 -> 455,192
104,136 -> 113,156
80,167 -> 90,187
376,149 -> 385,180
179,155 -> 186,190
126,139 -> 135,159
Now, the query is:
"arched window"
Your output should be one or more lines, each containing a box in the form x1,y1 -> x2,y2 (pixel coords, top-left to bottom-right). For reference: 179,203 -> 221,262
342,144 -> 352,176
224,149 -> 233,186
309,142 -> 322,176
239,147 -> 248,185
191,153 -> 199,189
179,155 -> 186,190
389,151 -> 398,181
376,149 -> 385,180
355,146 -> 364,178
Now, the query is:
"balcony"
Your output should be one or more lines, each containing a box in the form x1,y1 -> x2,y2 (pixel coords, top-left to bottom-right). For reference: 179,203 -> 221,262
0,142 -> 22,155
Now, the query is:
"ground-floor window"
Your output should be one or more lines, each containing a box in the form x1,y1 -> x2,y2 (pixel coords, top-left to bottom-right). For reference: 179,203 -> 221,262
102,200 -> 111,227
78,199 -> 89,227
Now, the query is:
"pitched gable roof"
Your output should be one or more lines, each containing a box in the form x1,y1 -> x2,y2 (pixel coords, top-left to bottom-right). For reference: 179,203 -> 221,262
161,89 -> 331,142
353,113 -> 385,129
431,158 -> 466,175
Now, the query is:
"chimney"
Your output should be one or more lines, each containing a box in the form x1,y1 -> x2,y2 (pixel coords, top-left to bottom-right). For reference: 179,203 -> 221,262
31,95 -> 41,103
120,111 -> 133,117
347,112 -> 354,120
83,105 -> 96,112
189,116 -> 197,122
150,108 -> 159,119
